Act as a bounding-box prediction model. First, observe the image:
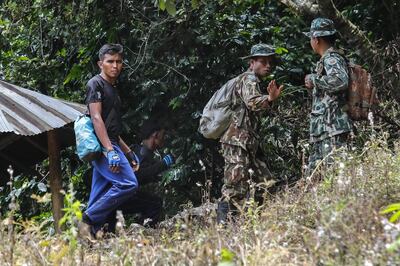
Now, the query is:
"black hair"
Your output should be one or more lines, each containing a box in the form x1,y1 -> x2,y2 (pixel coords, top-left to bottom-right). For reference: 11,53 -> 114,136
98,43 -> 124,61
140,120 -> 165,140
317,34 -> 337,46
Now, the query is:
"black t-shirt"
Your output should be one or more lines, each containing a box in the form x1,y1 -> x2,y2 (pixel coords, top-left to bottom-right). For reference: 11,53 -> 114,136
85,74 -> 122,143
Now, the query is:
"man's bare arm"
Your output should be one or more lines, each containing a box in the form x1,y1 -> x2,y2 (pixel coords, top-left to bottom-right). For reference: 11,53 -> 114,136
88,102 -> 113,152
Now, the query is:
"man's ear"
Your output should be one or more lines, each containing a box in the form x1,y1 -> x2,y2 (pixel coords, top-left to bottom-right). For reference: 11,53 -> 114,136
97,60 -> 103,69
249,58 -> 255,70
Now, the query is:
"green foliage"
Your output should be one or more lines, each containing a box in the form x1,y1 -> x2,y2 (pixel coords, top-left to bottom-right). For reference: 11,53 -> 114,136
0,173 -> 51,220
59,194 -> 82,228
0,0 -> 399,264
0,0 -> 399,219
381,202 -> 400,252
218,248 -> 236,266
381,203 -> 400,223
59,183 -> 83,251
0,140 -> 399,264
156,0 -> 200,16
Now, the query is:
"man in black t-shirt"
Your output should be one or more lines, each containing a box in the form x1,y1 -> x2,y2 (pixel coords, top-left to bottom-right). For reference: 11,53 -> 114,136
79,44 -> 139,239
105,120 -> 175,230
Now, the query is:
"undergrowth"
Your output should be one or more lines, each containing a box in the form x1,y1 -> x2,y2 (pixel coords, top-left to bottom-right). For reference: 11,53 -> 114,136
1,139 -> 400,265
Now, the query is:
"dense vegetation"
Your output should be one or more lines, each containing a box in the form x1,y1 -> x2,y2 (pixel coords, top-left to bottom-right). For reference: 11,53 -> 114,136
0,0 -> 399,263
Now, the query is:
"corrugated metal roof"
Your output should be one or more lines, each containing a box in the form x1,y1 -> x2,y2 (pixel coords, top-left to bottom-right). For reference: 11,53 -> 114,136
0,80 -> 86,136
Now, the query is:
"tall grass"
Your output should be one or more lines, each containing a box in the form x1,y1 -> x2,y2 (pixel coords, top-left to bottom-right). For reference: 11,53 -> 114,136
1,139 -> 400,265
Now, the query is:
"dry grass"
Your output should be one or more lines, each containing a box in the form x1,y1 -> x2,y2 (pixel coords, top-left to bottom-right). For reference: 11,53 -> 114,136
1,140 -> 400,265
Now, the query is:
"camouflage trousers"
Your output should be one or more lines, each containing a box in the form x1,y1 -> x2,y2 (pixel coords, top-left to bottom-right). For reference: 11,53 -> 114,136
306,133 -> 350,176
220,143 -> 273,206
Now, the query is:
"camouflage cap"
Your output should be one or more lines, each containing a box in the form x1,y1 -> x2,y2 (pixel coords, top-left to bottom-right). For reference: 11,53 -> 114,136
303,18 -> 337,38
241,43 -> 276,59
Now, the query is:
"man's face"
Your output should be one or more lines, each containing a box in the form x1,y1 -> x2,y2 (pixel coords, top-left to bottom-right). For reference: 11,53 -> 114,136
98,53 -> 123,80
154,129 -> 166,149
250,56 -> 274,78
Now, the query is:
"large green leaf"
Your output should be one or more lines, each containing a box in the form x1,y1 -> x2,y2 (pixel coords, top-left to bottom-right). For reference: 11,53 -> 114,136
165,0 -> 176,16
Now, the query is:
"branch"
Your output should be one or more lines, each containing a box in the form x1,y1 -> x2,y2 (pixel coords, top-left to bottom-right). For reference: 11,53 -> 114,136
279,0 -> 314,15
324,0 -> 378,57
278,0 -> 379,62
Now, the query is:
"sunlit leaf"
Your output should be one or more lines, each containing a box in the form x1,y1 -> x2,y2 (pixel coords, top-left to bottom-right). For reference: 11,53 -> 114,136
17,56 -> 29,61
158,0 -> 166,11
220,248 -> 235,262
191,0 -> 199,9
165,0 -> 176,16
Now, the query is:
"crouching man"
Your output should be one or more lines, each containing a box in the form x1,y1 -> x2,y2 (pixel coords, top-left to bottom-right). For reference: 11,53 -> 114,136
105,120 -> 175,230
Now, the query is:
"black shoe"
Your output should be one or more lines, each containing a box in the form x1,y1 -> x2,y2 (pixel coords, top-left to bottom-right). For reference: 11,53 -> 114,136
216,201 -> 230,225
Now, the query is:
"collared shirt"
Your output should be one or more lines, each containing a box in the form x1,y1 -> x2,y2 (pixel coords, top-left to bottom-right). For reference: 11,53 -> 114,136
220,71 -> 270,152
308,47 -> 352,143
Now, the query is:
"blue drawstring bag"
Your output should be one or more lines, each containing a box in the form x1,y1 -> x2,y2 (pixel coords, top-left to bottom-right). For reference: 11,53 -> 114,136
74,115 -> 101,162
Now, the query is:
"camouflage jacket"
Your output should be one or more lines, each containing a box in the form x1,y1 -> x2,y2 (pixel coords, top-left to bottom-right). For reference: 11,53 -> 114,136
308,47 -> 352,143
220,71 -> 270,152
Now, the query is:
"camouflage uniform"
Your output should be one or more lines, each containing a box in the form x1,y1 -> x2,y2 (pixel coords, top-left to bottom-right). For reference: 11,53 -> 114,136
220,70 -> 273,205
303,18 -> 353,173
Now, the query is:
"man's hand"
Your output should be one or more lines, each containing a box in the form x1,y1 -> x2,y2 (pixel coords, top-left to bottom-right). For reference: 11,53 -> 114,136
267,80 -> 283,102
304,74 -> 314,90
125,151 -> 140,171
107,150 -> 120,173
163,154 -> 175,168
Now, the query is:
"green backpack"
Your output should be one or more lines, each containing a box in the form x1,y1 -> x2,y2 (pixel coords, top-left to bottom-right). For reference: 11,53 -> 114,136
199,74 -> 244,139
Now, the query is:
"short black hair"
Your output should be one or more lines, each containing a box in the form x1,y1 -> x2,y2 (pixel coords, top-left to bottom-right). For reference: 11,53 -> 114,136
98,43 -> 123,61
317,34 -> 336,46
140,120 -> 165,140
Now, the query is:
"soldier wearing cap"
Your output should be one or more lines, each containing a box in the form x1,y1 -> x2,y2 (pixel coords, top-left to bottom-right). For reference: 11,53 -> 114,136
303,18 -> 352,175
217,43 -> 283,224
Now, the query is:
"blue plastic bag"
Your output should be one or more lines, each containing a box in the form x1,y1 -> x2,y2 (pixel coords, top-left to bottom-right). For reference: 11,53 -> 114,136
74,115 -> 101,162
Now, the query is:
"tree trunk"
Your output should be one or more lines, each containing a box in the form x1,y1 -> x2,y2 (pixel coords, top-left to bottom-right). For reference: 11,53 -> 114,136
47,130 -> 64,234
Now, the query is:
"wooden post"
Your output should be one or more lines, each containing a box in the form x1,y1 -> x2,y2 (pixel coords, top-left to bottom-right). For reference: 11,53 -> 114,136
47,130 -> 64,233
